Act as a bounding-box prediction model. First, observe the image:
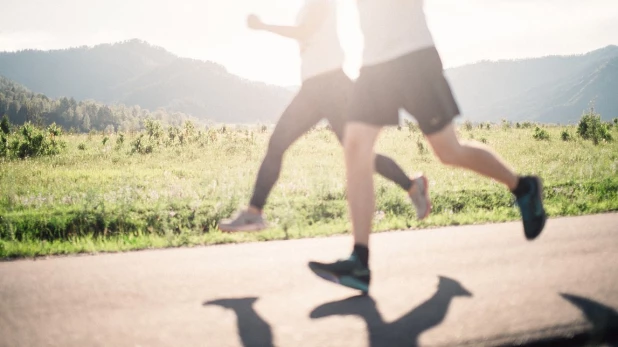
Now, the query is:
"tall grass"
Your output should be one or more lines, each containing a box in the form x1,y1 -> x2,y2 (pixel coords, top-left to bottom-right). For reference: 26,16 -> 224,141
1,121 -> 617,258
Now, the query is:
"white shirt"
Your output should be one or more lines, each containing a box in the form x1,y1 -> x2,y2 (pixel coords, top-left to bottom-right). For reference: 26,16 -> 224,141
357,0 -> 435,66
297,0 -> 345,81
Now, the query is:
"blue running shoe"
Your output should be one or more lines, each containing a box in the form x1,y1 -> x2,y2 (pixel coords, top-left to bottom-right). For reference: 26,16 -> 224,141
308,255 -> 370,294
516,176 -> 547,240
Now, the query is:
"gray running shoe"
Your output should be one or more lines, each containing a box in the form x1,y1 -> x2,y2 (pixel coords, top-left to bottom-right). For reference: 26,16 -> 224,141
409,175 -> 431,220
218,210 -> 267,232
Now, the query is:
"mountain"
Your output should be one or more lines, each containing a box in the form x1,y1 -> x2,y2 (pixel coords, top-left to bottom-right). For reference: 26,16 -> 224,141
0,39 -> 293,123
1,40 -> 616,124
445,45 -> 618,123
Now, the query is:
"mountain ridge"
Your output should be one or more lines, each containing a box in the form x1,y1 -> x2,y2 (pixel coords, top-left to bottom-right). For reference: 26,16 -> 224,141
1,40 -> 616,123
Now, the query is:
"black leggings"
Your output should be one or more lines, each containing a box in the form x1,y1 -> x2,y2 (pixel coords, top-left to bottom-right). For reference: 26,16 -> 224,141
250,70 -> 413,209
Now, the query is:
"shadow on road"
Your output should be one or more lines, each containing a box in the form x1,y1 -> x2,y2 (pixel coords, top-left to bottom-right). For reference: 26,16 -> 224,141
203,297 -> 274,347
310,276 -> 472,347
560,293 -> 618,346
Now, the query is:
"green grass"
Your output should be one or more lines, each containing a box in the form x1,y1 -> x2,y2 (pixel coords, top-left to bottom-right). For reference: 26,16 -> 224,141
1,124 -> 617,259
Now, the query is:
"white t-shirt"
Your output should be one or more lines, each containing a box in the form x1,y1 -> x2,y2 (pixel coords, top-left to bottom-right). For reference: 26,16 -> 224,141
297,0 -> 345,81
357,0 -> 435,66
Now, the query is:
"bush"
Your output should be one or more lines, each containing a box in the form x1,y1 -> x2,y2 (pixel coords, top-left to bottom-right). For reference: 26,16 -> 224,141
521,121 -> 534,129
463,120 -> 473,131
533,126 -> 550,141
578,110 -> 613,145
131,134 -> 154,154
416,137 -> 427,155
0,122 -> 66,159
1,115 -> 10,135
78,143 -> 86,151
116,133 -> 125,146
561,130 -> 573,142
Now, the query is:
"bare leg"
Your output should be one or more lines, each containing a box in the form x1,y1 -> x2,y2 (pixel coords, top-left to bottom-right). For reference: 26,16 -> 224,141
425,122 -> 518,190
343,122 -> 383,246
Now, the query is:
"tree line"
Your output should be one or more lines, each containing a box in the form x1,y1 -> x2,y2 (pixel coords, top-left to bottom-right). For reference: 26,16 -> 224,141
0,76 -> 196,133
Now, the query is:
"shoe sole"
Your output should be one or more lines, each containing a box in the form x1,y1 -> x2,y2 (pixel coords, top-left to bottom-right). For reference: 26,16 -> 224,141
411,175 -> 431,220
308,264 -> 369,294
219,223 -> 267,233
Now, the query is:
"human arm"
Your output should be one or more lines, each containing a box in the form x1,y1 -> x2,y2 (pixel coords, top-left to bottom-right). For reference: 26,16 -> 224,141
247,1 -> 328,41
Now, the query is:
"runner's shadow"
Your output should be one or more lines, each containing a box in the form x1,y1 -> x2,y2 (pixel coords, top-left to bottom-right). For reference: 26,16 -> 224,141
203,297 -> 273,347
561,293 -> 618,345
310,276 -> 472,347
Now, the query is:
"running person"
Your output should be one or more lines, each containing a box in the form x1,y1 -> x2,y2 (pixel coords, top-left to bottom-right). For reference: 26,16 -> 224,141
218,0 -> 430,232
309,0 -> 547,294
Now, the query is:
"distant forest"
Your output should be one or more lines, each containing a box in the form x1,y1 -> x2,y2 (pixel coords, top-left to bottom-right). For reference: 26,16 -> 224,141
0,76 -> 194,132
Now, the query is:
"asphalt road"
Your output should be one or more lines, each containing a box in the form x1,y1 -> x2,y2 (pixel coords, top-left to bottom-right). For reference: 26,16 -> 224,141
1,213 -> 617,347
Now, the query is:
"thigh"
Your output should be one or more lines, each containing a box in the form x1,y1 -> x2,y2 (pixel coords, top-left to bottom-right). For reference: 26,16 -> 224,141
321,72 -> 355,143
269,89 -> 323,151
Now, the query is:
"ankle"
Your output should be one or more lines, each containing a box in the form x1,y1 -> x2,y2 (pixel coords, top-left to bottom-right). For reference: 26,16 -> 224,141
352,244 -> 369,267
247,206 -> 262,215
511,176 -> 530,198
408,183 -> 418,196
407,174 -> 423,195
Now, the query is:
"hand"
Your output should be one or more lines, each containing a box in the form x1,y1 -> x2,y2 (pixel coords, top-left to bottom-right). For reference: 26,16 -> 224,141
247,14 -> 264,30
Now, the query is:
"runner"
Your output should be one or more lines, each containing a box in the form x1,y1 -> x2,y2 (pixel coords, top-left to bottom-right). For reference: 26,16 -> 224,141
218,0 -> 430,232
309,0 -> 547,294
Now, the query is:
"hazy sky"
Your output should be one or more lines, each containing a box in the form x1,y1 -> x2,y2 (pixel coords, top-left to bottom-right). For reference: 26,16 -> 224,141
1,0 -> 617,86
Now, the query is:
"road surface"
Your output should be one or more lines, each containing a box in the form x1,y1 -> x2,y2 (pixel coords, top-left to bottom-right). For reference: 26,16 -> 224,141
1,213 -> 617,347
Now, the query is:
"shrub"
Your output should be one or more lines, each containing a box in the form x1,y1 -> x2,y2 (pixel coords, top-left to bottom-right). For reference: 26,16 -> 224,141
417,137 -> 427,155
463,120 -> 473,131
0,122 -> 66,159
533,126 -> 550,141
561,130 -> 573,142
1,115 -> 10,135
116,133 -> 125,146
131,134 -> 154,154
78,143 -> 86,150
578,110 -> 613,145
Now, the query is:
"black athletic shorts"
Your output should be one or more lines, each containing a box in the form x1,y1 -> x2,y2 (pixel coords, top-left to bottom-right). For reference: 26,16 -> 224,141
347,46 -> 460,135
274,69 -> 353,144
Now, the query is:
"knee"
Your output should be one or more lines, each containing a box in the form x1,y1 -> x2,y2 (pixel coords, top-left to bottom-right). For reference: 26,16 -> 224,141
434,144 -> 464,166
266,137 -> 287,159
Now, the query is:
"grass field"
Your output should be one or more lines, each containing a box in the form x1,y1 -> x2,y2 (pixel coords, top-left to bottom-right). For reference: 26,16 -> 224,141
1,122 -> 617,259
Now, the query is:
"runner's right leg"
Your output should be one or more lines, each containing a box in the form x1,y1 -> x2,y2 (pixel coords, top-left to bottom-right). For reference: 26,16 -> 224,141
326,82 -> 431,220
425,122 -> 546,239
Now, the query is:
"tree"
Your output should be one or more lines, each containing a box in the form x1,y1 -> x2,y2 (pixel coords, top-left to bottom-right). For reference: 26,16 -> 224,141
82,114 -> 91,132
7,101 -> 20,123
1,115 -> 10,134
